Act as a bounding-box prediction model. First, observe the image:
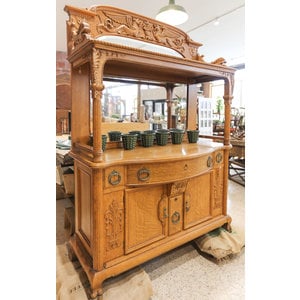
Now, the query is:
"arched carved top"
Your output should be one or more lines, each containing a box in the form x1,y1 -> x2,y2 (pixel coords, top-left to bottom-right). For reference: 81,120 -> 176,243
64,5 -> 202,60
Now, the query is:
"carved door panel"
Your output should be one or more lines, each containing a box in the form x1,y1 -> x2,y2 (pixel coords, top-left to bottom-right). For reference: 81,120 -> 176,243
125,185 -> 167,254
184,173 -> 212,229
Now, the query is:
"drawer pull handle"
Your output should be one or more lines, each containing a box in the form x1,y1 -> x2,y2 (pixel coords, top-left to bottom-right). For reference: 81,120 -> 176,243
171,211 -> 180,224
207,156 -> 213,167
184,164 -> 188,170
163,207 -> 169,219
158,195 -> 168,224
137,167 -> 151,181
185,201 -> 190,212
108,170 -> 121,186
216,153 -> 223,163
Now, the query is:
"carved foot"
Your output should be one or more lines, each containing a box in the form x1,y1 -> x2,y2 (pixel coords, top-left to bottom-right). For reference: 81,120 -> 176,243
90,287 -> 103,300
223,222 -> 232,232
66,242 -> 77,262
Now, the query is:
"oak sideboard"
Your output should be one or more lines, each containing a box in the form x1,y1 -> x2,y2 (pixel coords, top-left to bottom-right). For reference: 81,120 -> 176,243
64,5 -> 235,298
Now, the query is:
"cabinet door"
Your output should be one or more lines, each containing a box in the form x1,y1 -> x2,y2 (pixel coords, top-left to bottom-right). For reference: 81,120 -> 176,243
125,185 -> 167,254
184,173 -> 212,229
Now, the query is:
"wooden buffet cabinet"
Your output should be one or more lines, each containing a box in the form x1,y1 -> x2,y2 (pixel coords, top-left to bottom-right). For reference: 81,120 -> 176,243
64,5 -> 235,298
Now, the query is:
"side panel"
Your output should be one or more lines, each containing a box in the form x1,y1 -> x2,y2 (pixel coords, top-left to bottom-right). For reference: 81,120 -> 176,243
76,166 -> 92,252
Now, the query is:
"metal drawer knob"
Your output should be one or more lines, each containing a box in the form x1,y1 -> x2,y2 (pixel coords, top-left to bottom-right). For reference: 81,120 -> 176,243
216,153 -> 223,163
207,156 -> 213,167
171,211 -> 180,224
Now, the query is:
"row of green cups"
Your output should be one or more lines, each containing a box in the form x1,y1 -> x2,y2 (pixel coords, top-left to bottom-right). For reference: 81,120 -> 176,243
89,130 -> 199,151
119,129 -> 199,150
122,130 -> 157,149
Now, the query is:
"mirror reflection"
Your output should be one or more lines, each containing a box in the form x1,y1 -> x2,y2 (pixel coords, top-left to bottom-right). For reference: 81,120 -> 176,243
99,79 -> 187,130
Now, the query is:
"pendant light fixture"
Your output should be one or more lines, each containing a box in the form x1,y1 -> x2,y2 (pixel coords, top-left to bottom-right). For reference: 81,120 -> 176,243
155,0 -> 189,26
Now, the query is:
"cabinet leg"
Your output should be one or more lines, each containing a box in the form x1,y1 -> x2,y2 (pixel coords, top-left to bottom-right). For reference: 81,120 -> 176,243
66,242 -> 78,262
64,206 -> 75,240
223,222 -> 232,232
89,287 -> 103,300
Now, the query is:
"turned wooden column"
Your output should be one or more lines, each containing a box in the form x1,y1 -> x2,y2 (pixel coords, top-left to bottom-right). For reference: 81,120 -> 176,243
222,74 -> 234,217
202,82 -> 211,98
166,83 -> 175,129
91,48 -> 105,162
186,84 -> 198,130
223,75 -> 234,146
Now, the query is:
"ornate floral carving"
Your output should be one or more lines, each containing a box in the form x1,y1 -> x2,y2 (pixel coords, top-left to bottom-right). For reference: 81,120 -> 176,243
65,5 -> 201,59
74,21 -> 91,47
211,57 -> 227,65
91,48 -> 105,99
66,14 -> 94,53
195,54 -> 206,63
104,199 -> 123,250
168,180 -> 188,197
95,10 -> 190,55
213,169 -> 223,209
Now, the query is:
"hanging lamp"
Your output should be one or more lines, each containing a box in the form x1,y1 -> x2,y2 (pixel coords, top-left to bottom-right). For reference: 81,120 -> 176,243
155,0 -> 189,26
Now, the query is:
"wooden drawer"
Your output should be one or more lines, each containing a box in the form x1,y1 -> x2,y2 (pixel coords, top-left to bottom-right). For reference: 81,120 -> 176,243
127,155 -> 213,185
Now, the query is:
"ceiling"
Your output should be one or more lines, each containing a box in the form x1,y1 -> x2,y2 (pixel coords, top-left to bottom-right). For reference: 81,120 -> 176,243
56,0 -> 245,65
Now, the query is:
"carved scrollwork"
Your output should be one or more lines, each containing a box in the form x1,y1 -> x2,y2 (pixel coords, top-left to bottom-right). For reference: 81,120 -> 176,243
89,48 -> 106,103
74,21 -> 91,47
104,199 -> 123,250
213,169 -> 223,209
168,180 -> 188,197
65,5 -> 202,59
211,57 -> 227,65
95,10 -> 190,56
195,53 -> 206,63
66,14 -> 94,53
